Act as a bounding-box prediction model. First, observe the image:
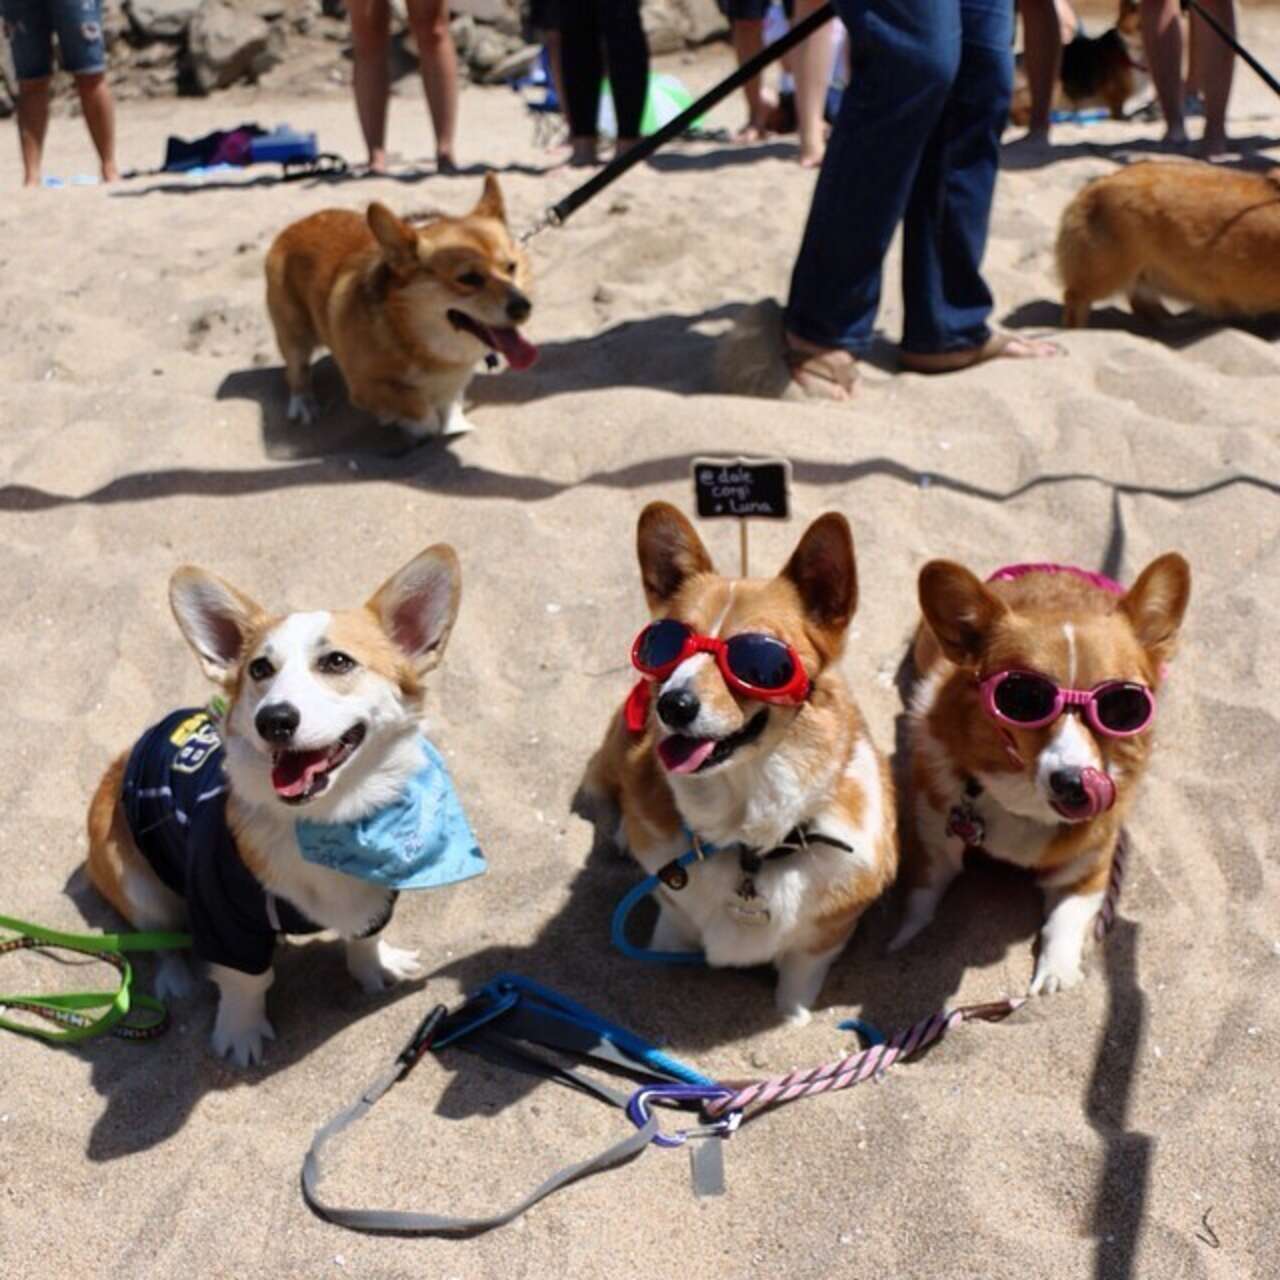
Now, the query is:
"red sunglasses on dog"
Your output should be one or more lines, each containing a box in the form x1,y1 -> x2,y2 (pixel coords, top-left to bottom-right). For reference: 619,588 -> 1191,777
979,669 -> 1156,738
631,619 -> 811,704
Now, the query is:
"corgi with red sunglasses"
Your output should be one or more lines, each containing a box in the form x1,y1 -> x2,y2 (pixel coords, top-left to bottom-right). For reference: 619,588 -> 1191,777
892,556 -> 1191,997
586,503 -> 897,1023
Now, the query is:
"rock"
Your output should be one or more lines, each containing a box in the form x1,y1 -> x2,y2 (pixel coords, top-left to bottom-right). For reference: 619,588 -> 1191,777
186,0 -> 283,93
673,0 -> 729,44
452,0 -> 521,38
123,0 -> 203,40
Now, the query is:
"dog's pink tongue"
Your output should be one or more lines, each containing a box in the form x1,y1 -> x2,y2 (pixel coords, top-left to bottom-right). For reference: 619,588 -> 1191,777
490,327 -> 538,371
271,749 -> 331,798
1080,767 -> 1116,817
658,736 -> 717,775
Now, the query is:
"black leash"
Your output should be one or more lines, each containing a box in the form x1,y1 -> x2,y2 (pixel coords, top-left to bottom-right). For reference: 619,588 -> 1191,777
527,3 -> 836,239
1182,0 -> 1280,102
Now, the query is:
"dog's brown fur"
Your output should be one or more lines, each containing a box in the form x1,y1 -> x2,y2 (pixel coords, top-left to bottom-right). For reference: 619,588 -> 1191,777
265,174 -> 533,436
1057,161 -> 1280,327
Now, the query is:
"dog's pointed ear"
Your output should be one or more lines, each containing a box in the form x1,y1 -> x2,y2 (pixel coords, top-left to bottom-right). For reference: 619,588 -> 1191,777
367,202 -> 420,277
1120,552 -> 1190,666
918,560 -> 1008,667
636,503 -> 715,612
169,568 -> 266,687
781,513 -> 858,641
367,545 -> 461,677
472,172 -> 508,224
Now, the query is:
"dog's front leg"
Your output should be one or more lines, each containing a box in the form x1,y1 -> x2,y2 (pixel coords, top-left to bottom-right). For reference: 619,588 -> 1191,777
889,805 -> 963,952
775,944 -> 843,1026
345,933 -> 424,993
209,963 -> 275,1067
1028,857 -> 1110,996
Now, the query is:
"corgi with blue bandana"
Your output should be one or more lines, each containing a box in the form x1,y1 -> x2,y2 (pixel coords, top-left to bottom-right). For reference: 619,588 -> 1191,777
86,546 -> 483,1066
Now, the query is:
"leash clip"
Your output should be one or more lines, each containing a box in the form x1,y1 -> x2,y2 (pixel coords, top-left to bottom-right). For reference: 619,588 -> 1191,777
395,1003 -> 447,1081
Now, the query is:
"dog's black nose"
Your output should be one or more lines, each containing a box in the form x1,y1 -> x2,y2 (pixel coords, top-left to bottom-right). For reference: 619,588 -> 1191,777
657,688 -> 700,729
506,290 -> 532,324
256,702 -> 300,744
1049,768 -> 1087,806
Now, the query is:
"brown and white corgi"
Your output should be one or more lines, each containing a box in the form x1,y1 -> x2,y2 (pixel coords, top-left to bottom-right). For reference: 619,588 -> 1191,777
264,173 -> 536,440
586,503 -> 897,1023
1058,162 -> 1280,328
892,556 -> 1190,995
86,544 -> 465,1065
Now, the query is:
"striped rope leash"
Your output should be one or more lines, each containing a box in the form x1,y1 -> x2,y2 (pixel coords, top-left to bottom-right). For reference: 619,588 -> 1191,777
704,998 -> 1025,1120
1094,830 -> 1128,940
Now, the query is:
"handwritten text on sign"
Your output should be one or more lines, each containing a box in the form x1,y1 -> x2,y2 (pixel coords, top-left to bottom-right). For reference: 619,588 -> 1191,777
692,458 -> 791,520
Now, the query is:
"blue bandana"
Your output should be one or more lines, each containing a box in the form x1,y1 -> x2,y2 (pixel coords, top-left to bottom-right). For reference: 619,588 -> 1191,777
295,737 -> 486,891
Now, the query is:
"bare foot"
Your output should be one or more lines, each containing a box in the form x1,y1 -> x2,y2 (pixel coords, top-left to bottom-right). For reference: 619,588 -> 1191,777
437,152 -> 458,175
1198,130 -> 1230,159
1006,127 -> 1050,148
1161,123 -> 1190,150
734,122 -> 768,143
101,162 -> 120,183
366,148 -> 389,175
797,142 -> 825,169
569,136 -> 598,167
899,332 -> 1062,374
784,332 -> 858,401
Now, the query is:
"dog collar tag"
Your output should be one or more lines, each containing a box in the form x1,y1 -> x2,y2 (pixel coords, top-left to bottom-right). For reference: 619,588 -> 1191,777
946,801 -> 985,850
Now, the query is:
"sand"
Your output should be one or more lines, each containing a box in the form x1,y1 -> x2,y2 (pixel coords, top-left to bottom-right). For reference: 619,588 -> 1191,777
2,17 -> 1279,1280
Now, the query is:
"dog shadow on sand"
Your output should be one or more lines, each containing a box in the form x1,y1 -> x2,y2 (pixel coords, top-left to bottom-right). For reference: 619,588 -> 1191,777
61,865 -> 428,1163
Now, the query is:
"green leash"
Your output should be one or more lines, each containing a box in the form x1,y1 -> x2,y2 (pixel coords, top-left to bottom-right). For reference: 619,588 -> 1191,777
0,914 -> 192,1044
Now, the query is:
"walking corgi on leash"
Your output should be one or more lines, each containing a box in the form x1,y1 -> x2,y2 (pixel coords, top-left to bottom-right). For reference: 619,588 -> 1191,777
587,503 -> 897,1023
86,544 -> 484,1066
1057,162 -> 1280,328
264,173 -> 536,440
892,557 -> 1190,995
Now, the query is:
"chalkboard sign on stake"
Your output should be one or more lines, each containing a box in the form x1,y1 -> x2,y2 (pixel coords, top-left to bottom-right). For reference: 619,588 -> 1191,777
691,457 -> 792,576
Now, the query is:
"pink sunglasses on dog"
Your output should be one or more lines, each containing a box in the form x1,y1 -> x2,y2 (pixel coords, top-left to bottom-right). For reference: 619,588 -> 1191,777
978,669 -> 1156,738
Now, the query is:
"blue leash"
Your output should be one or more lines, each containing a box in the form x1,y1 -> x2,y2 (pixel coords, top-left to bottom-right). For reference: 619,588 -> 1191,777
610,840 -> 729,966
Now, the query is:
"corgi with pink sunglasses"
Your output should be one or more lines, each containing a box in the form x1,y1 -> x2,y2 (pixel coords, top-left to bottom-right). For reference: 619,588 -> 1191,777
892,556 -> 1190,997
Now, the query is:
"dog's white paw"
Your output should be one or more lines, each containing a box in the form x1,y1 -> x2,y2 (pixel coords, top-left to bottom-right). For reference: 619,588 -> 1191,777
1028,953 -> 1085,997
155,952 -> 196,1002
440,404 -> 474,437
287,392 -> 317,425
348,938 -> 424,993
778,1004 -> 813,1028
211,1010 -> 276,1067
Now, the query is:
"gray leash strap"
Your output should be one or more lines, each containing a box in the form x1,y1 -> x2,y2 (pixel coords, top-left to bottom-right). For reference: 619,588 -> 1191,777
300,1008 -> 662,1237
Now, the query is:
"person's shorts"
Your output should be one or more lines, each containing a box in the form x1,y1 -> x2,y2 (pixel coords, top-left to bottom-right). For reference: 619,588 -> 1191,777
717,0 -> 794,21
1,0 -> 106,81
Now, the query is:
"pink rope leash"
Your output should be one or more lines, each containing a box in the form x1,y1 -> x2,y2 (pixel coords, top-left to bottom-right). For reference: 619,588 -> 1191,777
1094,829 -> 1128,940
704,834 -> 1131,1121
705,999 -> 1024,1119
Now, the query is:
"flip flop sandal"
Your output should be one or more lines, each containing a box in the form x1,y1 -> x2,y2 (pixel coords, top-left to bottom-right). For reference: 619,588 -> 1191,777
784,345 -> 858,401
899,332 -> 1060,374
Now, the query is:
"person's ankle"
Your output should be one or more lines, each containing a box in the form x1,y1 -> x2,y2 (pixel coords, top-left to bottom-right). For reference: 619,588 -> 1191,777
569,136 -> 597,165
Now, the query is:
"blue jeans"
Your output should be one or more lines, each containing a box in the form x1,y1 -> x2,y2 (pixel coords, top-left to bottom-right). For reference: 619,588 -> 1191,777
786,0 -> 1014,356
2,0 -> 106,80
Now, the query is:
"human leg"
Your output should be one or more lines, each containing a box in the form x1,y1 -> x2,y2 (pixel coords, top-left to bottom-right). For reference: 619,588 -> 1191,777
47,0 -> 116,179
791,0 -> 835,166
4,0 -> 55,186
785,0 -> 960,363
732,18 -> 771,138
899,0 -> 1013,356
599,0 -> 649,152
406,0 -> 459,168
74,73 -> 118,181
1019,0 -> 1062,140
14,77 -> 50,186
347,0 -> 392,171
559,0 -> 604,163
1190,0 -> 1234,153
1140,0 -> 1186,144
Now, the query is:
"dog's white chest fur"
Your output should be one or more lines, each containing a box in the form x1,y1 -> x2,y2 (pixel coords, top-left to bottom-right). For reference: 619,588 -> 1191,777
231,804 -> 394,935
